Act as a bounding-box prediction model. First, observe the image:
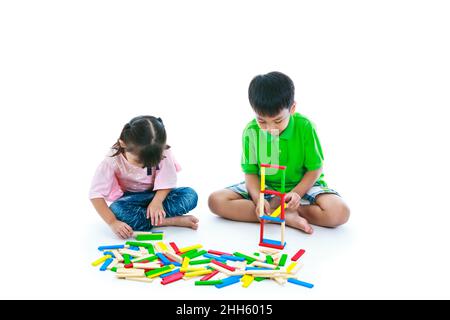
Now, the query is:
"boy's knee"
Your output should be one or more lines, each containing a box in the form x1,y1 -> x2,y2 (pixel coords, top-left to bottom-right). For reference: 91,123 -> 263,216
208,191 -> 223,214
328,203 -> 350,227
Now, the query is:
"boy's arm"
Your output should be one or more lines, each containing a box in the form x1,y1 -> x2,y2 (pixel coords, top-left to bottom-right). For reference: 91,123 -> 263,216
291,167 -> 323,198
245,173 -> 261,205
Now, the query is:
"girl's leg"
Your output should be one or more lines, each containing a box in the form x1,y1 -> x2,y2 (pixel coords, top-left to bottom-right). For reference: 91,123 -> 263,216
109,192 -> 156,231
158,187 -> 200,229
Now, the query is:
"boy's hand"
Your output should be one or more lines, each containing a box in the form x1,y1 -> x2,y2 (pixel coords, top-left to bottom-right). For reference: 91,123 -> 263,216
255,199 -> 271,218
285,191 -> 301,210
147,201 -> 166,226
109,220 -> 133,239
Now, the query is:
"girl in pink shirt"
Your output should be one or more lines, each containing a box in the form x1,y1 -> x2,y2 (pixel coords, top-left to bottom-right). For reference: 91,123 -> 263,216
90,115 -> 198,239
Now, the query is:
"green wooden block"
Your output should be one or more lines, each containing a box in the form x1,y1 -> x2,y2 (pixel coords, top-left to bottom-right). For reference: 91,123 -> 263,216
189,259 -> 212,265
265,255 -> 274,264
254,277 -> 266,282
278,254 -> 288,267
145,265 -> 171,277
136,234 -> 163,241
123,254 -> 131,265
125,241 -> 152,248
180,249 -> 198,257
186,250 -> 207,260
233,252 -> 256,263
133,254 -> 158,263
111,267 -> 117,272
146,244 -> 155,254
253,252 -> 260,256
195,280 -> 223,286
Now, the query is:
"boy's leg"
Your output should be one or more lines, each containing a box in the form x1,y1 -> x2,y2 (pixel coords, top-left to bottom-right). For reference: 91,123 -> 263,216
298,193 -> 350,228
208,189 -> 259,222
109,191 -> 156,231
158,187 -> 200,229
209,184 -> 313,233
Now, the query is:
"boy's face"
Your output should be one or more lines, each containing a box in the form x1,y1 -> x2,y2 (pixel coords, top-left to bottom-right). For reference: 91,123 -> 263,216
255,103 -> 296,136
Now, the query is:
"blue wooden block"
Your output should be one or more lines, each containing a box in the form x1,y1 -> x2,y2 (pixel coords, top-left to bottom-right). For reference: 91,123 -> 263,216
100,258 -> 114,271
261,238 -> 286,246
245,267 -> 272,271
103,251 -> 114,256
215,276 -> 242,289
204,253 -> 227,263
98,245 -> 124,251
128,246 -> 140,251
221,255 -> 246,262
160,268 -> 180,278
287,278 -> 314,288
156,253 -> 172,265
260,215 -> 285,223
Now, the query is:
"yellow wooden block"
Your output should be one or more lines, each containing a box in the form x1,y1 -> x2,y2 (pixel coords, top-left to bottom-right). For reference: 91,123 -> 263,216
286,262 -> 298,273
184,269 -> 213,278
270,203 -> 287,217
241,274 -> 254,288
181,257 -> 190,269
156,242 -> 168,252
147,265 -> 175,278
91,254 -> 112,267
260,167 -> 266,191
179,244 -> 202,253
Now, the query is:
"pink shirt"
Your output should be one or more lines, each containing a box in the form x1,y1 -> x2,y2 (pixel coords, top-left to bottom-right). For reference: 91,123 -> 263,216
89,148 -> 181,202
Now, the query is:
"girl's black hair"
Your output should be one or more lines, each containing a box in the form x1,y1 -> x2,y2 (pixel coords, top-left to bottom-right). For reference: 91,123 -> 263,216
112,116 -> 168,171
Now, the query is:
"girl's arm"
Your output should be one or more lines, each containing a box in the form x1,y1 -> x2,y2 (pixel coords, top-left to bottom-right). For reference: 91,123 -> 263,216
148,188 -> 172,226
91,198 -> 133,239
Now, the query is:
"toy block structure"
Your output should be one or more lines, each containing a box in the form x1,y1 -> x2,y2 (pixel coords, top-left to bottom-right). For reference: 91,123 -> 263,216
259,163 -> 287,250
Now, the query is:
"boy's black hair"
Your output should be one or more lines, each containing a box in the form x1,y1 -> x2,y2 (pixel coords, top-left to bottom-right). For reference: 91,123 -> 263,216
248,71 -> 295,117
112,115 -> 168,172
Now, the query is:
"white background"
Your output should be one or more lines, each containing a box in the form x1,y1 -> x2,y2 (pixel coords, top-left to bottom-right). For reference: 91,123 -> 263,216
1,0 -> 450,299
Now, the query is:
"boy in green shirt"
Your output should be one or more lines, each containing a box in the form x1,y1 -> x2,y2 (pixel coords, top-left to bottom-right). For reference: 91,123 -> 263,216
208,71 -> 350,233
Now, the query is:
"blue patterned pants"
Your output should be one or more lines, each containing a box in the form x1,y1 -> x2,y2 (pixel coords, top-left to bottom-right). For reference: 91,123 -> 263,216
109,187 -> 198,231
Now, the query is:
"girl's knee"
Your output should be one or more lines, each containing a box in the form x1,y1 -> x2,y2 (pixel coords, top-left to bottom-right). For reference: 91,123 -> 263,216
183,187 -> 198,211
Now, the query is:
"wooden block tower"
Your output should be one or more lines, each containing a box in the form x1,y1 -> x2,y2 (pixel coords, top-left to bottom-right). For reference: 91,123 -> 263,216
259,163 -> 287,250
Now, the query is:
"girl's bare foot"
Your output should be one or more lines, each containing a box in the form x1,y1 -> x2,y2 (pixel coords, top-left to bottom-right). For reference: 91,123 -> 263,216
285,212 -> 313,234
159,215 -> 199,230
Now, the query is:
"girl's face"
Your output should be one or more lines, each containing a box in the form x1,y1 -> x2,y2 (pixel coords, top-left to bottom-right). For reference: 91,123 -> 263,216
119,140 -> 143,167
255,103 -> 296,136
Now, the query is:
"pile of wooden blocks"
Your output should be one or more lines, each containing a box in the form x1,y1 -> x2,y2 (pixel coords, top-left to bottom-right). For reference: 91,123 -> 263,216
91,231 -> 313,289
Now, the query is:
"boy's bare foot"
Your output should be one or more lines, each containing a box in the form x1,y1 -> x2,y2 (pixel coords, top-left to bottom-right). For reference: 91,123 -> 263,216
159,215 -> 199,230
285,213 -> 313,234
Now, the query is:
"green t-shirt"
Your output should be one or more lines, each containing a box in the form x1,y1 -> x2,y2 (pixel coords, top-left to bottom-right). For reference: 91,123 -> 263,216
241,112 -> 326,192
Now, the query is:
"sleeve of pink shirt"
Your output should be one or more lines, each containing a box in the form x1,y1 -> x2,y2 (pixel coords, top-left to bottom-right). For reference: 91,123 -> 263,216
89,157 -> 124,202
153,148 -> 182,190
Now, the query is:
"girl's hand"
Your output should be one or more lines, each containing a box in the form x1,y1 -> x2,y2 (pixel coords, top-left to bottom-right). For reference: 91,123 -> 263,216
285,191 -> 301,210
147,201 -> 166,226
255,199 -> 271,218
109,220 -> 133,239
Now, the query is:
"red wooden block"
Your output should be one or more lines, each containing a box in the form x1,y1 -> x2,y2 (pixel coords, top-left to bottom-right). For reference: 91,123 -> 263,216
208,250 -> 233,256
124,263 -> 133,269
161,272 -> 184,285
200,270 -> 219,281
211,260 -> 235,271
263,189 -> 283,197
260,164 -> 286,170
291,249 -> 305,261
169,242 -> 180,254
259,241 -> 284,250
